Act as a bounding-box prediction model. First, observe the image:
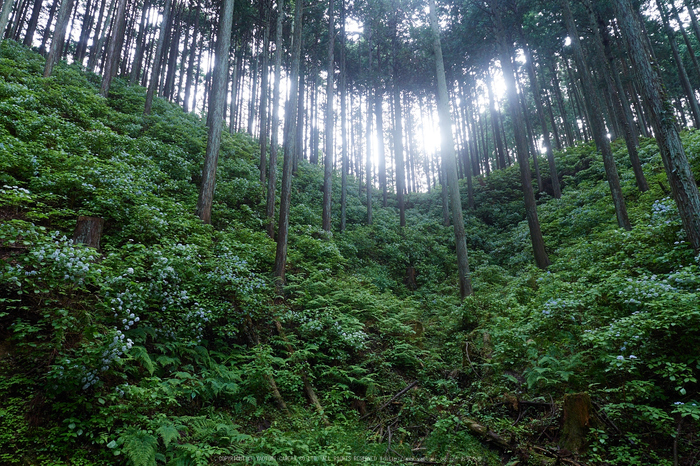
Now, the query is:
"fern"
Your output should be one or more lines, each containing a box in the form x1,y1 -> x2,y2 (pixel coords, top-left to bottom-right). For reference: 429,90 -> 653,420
131,345 -> 155,375
122,429 -> 158,466
156,423 -> 180,450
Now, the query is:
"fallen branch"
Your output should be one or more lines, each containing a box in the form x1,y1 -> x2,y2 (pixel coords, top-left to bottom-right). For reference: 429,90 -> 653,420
273,319 -> 329,426
361,380 -> 418,420
244,318 -> 289,415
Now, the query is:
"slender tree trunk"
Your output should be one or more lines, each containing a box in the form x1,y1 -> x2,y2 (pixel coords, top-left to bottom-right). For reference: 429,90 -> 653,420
40,0 -> 59,53
321,0 -> 335,232
22,0 -> 44,47
144,0 -> 173,114
376,89 -> 388,207
365,25 -> 373,224
340,0 -> 348,232
491,0 -> 550,268
10,0 -> 30,41
671,1 -> 700,84
549,61 -> 574,147
266,0 -> 284,239
196,0 -> 235,224
590,4 -> 649,192
655,0 -> 700,128
182,2 -> 200,111
393,83 -> 405,227
525,46 -> 561,197
561,0 -> 631,230
163,11 -> 182,100
486,76 -> 506,169
88,0 -> 116,71
613,0 -> 700,250
43,0 -> 75,77
274,0 -> 303,291
0,0 -> 16,41
685,0 -> 700,47
259,18 -> 271,183
99,0 -> 128,96
429,0 -> 472,298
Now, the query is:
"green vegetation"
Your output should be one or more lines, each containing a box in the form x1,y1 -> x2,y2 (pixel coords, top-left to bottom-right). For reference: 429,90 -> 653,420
1,41 -> 699,465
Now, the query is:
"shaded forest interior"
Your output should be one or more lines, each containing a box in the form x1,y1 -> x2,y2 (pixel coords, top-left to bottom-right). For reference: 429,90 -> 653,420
2,0 -> 700,464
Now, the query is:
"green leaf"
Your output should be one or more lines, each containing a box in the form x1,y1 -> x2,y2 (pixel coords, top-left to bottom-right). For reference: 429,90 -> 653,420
156,423 -> 180,449
131,346 -> 155,375
122,429 -> 158,466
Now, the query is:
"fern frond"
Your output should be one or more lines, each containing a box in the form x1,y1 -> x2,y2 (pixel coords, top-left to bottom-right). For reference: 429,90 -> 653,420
123,429 -> 158,466
156,423 -> 180,449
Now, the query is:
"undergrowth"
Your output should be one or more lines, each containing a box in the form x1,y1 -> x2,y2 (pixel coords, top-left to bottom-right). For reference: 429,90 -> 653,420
1,40 -> 699,465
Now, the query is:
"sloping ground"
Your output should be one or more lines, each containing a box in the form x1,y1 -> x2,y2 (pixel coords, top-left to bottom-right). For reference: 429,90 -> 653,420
1,40 -> 699,465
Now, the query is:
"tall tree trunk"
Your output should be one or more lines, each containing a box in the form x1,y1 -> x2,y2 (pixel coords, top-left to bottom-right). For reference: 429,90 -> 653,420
365,24 -> 373,225
144,0 -> 173,114
339,0 -> 348,232
613,0 -> 700,250
486,75 -> 506,169
183,2 -> 200,112
671,2 -> 700,90
274,0 -> 303,291
491,1 -> 549,269
549,61 -> 575,147
376,89 -> 387,207
259,18 -> 271,184
590,3 -> 649,192
684,0 -> 700,47
525,46 -> 561,198
655,0 -> 700,128
266,0 -> 284,239
393,82 -> 405,227
22,0 -> 44,47
99,0 -> 128,96
43,0 -> 75,77
195,0 -> 235,224
88,0 -> 116,71
429,0 -> 472,298
0,0 -> 16,41
40,0 -> 59,53
322,0 -> 335,232
561,0 -> 631,230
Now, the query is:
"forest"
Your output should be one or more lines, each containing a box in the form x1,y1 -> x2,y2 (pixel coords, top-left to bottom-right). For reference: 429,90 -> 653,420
1,0 -> 700,463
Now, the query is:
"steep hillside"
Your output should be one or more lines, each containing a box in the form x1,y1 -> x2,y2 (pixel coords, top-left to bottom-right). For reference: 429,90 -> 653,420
1,41 -> 699,465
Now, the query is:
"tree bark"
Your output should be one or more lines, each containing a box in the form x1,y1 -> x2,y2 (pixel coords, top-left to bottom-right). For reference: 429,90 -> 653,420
144,0 -> 173,115
266,0 -> 284,239
259,18 -> 271,184
0,0 -> 16,42
43,0 -> 75,77
524,46 -> 561,198
491,0 -> 550,269
99,0 -> 128,96
22,0 -> 44,47
655,0 -> 700,128
340,0 -> 348,232
321,0 -> 335,232
73,216 -> 104,250
274,0 -> 303,292
561,0 -> 631,231
429,0 -> 472,298
591,4 -> 649,192
195,0 -> 235,224
613,0 -> 700,250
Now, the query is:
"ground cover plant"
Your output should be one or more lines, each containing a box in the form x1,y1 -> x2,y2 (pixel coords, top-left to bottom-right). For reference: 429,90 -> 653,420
1,40 -> 699,465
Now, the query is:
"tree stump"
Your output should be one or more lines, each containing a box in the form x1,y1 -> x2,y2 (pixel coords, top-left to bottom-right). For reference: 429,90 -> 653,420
72,216 -> 104,250
559,392 -> 594,455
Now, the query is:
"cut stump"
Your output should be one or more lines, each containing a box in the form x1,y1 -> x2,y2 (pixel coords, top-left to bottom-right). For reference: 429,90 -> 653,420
72,216 -> 104,250
559,392 -> 594,455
